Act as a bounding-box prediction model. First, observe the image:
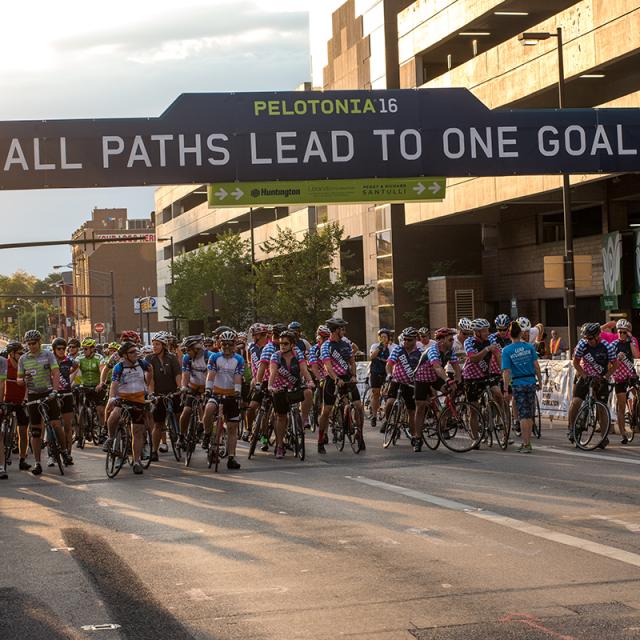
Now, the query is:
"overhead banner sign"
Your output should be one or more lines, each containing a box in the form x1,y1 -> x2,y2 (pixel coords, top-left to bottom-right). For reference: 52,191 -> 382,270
207,177 -> 445,206
1,89 -> 640,190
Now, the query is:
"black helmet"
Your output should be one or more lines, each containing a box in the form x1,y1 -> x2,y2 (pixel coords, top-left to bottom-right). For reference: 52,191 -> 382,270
377,328 -> 393,337
6,341 -> 23,353
118,341 -> 137,357
23,329 -> 41,342
52,338 -> 67,349
581,322 -> 601,339
288,321 -> 302,331
182,335 -> 203,350
326,317 -> 348,331
271,323 -> 288,337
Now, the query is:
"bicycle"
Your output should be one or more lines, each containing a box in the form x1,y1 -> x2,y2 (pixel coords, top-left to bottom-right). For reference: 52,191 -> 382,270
105,400 -> 152,478
283,399 -> 305,461
183,391 -> 204,467
383,385 -> 411,449
477,381 -> 510,450
75,385 -> 104,447
207,396 -> 226,472
330,383 -> 362,453
309,382 -> 322,433
0,404 -> 17,467
571,377 -> 611,451
26,394 -> 65,476
623,379 -> 639,443
153,392 -> 182,461
248,391 -> 275,459
532,392 -> 542,439
438,386 -> 484,453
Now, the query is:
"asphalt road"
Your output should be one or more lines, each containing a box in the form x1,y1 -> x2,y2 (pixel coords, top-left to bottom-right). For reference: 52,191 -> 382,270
2,422 -> 640,640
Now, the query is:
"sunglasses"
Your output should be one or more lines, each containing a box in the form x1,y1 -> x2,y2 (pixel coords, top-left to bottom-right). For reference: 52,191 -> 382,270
55,346 -> 66,350
403,338 -> 416,342
26,341 -> 38,346
619,330 -> 629,335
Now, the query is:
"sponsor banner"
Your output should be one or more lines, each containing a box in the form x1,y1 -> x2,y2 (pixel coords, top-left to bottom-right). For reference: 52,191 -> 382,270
538,360 -> 574,419
94,233 -> 155,243
602,231 -> 622,296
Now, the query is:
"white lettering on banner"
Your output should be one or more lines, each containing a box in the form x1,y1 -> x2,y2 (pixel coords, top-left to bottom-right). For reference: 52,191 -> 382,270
127,136 -> 152,168
537,124 -> 638,157
373,129 -> 395,161
33,139 -> 55,170
60,137 -> 83,169
151,134 -> 174,167
4,139 -> 28,170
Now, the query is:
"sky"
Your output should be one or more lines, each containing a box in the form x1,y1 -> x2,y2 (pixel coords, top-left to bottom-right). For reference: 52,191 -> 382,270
0,0 -> 311,277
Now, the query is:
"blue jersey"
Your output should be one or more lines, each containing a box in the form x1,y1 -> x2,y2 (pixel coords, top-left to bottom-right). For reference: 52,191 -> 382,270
501,342 -> 538,387
320,338 -> 353,378
207,352 -> 244,396
182,349 -> 214,389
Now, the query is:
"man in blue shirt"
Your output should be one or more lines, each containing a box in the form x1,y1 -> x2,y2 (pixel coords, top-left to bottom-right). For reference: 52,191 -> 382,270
502,318 -> 542,453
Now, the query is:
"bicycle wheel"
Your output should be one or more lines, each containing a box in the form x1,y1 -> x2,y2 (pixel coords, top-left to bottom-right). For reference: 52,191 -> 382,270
89,407 -> 101,446
141,429 -> 152,469
573,401 -> 611,451
438,401 -> 483,453
293,409 -> 305,461
383,403 -> 401,449
73,411 -> 84,449
106,424 -> 128,478
347,406 -> 360,454
248,407 -> 265,459
532,395 -> 542,439
332,407 -> 345,451
167,413 -> 182,461
185,414 -> 197,467
213,417 -> 223,472
363,386 -> 372,420
490,401 -> 510,450
422,406 -> 440,451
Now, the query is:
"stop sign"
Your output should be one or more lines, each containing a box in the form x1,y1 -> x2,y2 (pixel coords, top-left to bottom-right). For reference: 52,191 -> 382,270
94,322 -> 105,334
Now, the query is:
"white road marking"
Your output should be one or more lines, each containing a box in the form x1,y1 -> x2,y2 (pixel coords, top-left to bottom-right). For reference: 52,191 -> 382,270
591,515 -> 640,533
350,476 -> 640,569
185,588 -> 212,601
537,445 -> 640,466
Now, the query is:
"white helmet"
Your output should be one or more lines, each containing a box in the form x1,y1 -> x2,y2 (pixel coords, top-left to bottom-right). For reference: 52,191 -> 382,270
617,318 -> 632,331
458,317 -> 473,332
471,318 -> 490,332
517,317 -> 532,331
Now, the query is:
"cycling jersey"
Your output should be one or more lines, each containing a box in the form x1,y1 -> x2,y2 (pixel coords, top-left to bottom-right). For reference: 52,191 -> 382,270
270,350 -> 305,392
415,343 -> 458,383
369,343 -> 390,376
611,339 -> 637,382
574,338 -> 616,378
207,352 -> 244,396
5,358 -> 24,404
452,335 -> 467,365
76,354 -> 103,386
488,332 -> 511,375
388,345 -> 423,384
103,353 -> 120,370
320,338 -> 353,378
112,359 -> 150,403
56,356 -> 76,391
308,342 -> 326,380
182,350 -> 213,389
18,350 -> 59,394
462,337 -> 492,381
247,342 -> 264,378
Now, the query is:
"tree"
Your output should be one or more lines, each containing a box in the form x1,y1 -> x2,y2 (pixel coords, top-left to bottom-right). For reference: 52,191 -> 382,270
255,223 -> 373,336
166,231 -> 254,332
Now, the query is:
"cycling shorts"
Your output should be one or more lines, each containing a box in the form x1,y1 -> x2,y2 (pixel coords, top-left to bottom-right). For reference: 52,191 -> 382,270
573,377 -> 610,403
152,396 -> 182,423
415,378 -> 445,401
323,378 -> 360,407
387,381 -> 416,411
26,392 -> 60,425
369,372 -> 386,389
6,403 -> 29,427
207,395 -> 240,422
272,388 -> 306,416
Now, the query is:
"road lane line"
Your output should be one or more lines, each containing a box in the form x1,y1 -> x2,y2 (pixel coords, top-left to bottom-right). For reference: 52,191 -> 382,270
350,476 -> 640,569
591,515 -> 640,533
537,445 -> 640,466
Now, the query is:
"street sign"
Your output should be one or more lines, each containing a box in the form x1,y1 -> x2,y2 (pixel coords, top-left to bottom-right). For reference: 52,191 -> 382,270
1,89 -> 640,190
601,295 -> 619,311
207,177 -> 446,207
94,322 -> 105,334
133,297 -> 157,313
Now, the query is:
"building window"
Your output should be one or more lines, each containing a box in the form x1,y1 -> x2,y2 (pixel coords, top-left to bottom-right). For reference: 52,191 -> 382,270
163,246 -> 172,261
540,213 -> 564,244
315,206 -> 328,225
375,206 -> 391,232
378,305 -> 394,329
340,237 -> 364,286
539,206 -> 603,243
376,230 -> 392,256
378,281 -> 394,306
544,298 -> 565,326
376,255 -> 393,281
455,289 -> 474,320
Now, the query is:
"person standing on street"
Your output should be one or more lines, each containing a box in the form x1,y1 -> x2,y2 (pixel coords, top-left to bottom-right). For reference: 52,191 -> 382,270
368,328 -> 392,431
502,320 -> 542,453
52,338 -> 78,462
549,330 -> 566,358
4,341 -> 31,472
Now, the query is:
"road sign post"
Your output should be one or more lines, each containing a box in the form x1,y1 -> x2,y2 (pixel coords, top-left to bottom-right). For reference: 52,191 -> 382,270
208,177 -> 446,207
94,322 -> 105,343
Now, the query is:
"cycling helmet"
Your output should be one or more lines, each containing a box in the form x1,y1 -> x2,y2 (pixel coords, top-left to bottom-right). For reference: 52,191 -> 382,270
377,328 -> 393,338
418,326 -> 430,335
236,331 -> 247,341
434,327 -> 456,340
471,318 -> 490,332
213,325 -> 232,337
151,331 -> 169,345
6,341 -> 23,353
219,330 -> 237,343
581,322 -> 601,339
516,317 -> 532,332
288,321 -> 302,331
317,325 -> 331,338
81,338 -> 96,348
279,330 -> 297,343
67,338 -> 80,348
458,317 -> 473,332
52,338 -> 67,349
108,341 -> 120,350
616,319 -> 632,331
120,330 -> 140,343
203,337 -> 214,346
495,314 -> 511,330
325,317 -> 348,331
24,329 -> 41,342
141,345 -> 153,356
118,341 -> 136,357
402,327 -> 419,339
271,323 -> 288,337
251,323 -> 269,336
182,335 -> 203,350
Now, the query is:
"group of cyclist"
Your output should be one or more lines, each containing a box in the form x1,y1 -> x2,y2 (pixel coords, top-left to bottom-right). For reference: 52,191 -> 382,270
0,312 -> 637,479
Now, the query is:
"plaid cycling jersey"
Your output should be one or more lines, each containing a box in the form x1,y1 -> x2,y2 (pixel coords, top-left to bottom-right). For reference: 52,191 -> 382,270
308,342 -> 327,380
260,340 -> 304,365
415,343 -> 458,383
388,345 -> 423,384
270,349 -> 305,392
574,338 -> 616,378
462,337 -> 492,380
320,338 -> 353,377
247,342 -> 263,378
611,339 -> 638,382
207,352 -> 245,396
182,350 -> 213,389
488,332 -> 511,375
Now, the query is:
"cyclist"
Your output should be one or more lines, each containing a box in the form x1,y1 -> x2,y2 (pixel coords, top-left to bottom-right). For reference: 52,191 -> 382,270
611,319 -> 640,444
413,327 -> 461,452
268,330 -> 314,459
318,317 -> 364,453
5,341 -> 31,471
453,318 -> 473,365
288,321 -> 311,356
76,337 -> 106,439
203,336 -> 215,352
418,327 -> 434,351
502,319 -> 542,453
368,328 -> 392,431
246,323 -> 270,448
0,352 -> 7,479
67,338 -> 80,360
106,341 -> 152,474
489,314 -> 513,423
52,337 -> 78,463
568,322 -> 618,448
146,331 -> 181,460
179,335 -> 213,443
308,325 -> 330,382
202,330 -> 244,469
17,330 -> 68,475
384,327 -> 422,446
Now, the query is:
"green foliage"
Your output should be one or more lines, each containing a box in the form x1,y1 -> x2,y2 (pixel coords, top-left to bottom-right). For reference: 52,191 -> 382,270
402,279 -> 429,327
255,223 -> 374,336
166,231 -> 254,331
